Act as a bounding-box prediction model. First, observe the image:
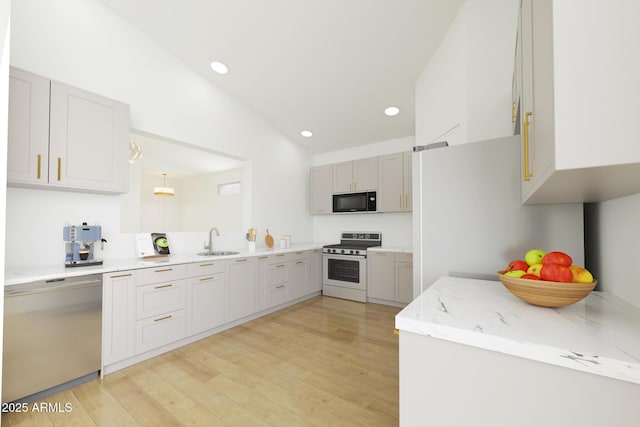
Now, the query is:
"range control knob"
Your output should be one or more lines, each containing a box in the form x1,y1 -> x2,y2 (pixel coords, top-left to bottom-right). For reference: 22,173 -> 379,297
354,250 -> 360,255
340,249 -> 345,254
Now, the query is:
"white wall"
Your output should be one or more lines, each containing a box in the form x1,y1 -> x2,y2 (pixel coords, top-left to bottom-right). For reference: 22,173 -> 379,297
587,194 -> 640,309
415,0 -> 518,147
0,0 -> 10,401
6,0 -> 312,268
312,136 -> 414,248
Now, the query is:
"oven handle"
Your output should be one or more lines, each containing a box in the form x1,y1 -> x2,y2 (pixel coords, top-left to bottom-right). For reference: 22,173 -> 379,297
323,253 -> 367,261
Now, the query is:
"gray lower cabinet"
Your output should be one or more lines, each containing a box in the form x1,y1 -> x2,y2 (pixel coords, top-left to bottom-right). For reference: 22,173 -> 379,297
102,250 -> 322,375
227,257 -> 258,322
367,251 -> 413,306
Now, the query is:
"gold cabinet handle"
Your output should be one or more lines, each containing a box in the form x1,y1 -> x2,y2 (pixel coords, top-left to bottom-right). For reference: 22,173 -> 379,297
154,315 -> 172,322
109,273 -> 133,279
199,276 -> 214,281
511,101 -> 516,123
275,264 -> 285,268
154,283 -> 173,289
199,263 -> 214,267
37,154 -> 41,179
275,284 -> 285,289
57,157 -> 61,181
523,111 -> 533,181
154,268 -> 173,273
235,258 -> 248,262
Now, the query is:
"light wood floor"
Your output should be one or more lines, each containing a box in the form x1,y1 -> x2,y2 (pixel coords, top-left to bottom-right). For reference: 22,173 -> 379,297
2,296 -> 401,426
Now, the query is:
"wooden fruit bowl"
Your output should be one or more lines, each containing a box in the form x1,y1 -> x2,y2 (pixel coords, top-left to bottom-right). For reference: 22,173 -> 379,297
497,271 -> 597,308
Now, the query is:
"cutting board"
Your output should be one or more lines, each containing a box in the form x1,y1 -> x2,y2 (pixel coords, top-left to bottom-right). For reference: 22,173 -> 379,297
265,229 -> 274,248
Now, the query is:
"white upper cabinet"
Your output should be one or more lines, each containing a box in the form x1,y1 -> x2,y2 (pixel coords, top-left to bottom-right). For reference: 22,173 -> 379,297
7,67 -> 130,194
377,152 -> 412,212
333,157 -> 377,193
517,0 -> 640,204
309,164 -> 333,214
7,68 -> 50,185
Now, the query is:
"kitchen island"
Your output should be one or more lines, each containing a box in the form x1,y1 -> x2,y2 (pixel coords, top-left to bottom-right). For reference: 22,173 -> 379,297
396,276 -> 640,427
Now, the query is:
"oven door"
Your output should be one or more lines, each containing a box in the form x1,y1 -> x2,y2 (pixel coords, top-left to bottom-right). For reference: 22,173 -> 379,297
323,254 -> 366,290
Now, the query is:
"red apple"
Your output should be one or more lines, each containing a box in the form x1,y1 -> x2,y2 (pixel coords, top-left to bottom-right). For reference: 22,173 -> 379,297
542,251 -> 572,267
506,259 -> 529,272
540,263 -> 573,282
521,274 -> 541,280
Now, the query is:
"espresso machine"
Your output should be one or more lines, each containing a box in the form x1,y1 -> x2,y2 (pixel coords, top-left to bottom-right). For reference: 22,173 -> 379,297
63,223 -> 104,267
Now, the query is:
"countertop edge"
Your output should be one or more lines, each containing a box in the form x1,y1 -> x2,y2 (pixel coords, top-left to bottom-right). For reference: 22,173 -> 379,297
5,244 -> 322,286
395,314 -> 640,386
395,277 -> 640,386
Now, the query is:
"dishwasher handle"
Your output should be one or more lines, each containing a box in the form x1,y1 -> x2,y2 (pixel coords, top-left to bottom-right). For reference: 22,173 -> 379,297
5,275 -> 102,297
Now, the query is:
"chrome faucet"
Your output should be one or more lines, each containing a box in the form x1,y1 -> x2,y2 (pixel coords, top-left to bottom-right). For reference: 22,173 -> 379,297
204,227 -> 220,255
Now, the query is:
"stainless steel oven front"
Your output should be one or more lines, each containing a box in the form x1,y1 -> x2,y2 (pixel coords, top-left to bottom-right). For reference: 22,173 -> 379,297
322,253 -> 367,302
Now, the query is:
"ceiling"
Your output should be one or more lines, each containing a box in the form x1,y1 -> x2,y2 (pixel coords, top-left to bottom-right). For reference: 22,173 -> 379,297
98,0 -> 465,154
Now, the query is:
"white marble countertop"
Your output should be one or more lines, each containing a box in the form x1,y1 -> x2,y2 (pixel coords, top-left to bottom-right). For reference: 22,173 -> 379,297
367,247 -> 412,254
5,244 -> 321,286
396,276 -> 640,385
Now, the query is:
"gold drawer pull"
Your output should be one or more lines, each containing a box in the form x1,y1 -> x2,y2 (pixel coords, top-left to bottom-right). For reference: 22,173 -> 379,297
199,263 -> 214,267
57,157 -> 61,181
154,268 -> 173,273
235,258 -> 248,262
199,276 -> 214,281
393,329 -> 399,335
258,256 -> 268,259
109,273 -> 132,278
275,284 -> 285,289
154,284 -> 173,289
37,154 -> 41,179
296,261 -> 304,264
276,254 -> 285,257
276,264 -> 285,268
154,315 -> 172,322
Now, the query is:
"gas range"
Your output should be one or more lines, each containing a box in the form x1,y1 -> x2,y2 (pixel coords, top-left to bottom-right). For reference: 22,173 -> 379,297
322,232 -> 382,302
322,232 -> 382,258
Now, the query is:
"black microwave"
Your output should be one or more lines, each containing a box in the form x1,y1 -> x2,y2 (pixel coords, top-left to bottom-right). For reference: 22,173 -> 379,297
333,191 -> 376,213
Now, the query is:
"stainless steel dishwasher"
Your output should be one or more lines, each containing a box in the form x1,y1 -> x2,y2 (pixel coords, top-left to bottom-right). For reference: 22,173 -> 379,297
2,274 -> 102,403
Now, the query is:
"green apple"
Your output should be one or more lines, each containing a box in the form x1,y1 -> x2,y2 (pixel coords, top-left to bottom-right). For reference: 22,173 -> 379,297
504,270 -> 526,278
525,249 -> 546,266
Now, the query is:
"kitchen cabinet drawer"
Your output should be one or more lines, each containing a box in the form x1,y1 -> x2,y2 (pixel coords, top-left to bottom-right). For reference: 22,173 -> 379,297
137,264 -> 187,285
267,262 -> 289,286
136,279 -> 187,320
395,252 -> 413,263
186,260 -> 226,278
135,309 -> 187,354
264,283 -> 289,309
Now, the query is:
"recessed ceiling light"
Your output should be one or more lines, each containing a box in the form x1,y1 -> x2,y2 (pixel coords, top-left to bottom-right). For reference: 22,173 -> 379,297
301,130 -> 313,138
385,106 -> 400,117
210,61 -> 229,75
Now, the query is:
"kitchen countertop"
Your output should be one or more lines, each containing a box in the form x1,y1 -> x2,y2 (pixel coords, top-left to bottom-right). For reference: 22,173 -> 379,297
367,247 -> 412,254
396,276 -> 640,385
5,244 -> 322,286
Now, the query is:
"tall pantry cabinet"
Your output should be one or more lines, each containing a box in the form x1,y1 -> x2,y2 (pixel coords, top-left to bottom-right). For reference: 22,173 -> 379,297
7,67 -> 130,194
516,0 -> 640,204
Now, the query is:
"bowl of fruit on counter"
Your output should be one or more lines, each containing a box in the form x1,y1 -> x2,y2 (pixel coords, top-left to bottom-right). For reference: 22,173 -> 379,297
497,249 -> 597,308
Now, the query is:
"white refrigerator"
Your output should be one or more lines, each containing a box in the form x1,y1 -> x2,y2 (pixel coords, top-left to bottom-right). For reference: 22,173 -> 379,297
412,135 -> 584,297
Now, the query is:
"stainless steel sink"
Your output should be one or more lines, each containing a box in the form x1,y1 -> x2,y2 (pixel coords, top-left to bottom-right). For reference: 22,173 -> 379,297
197,250 -> 240,256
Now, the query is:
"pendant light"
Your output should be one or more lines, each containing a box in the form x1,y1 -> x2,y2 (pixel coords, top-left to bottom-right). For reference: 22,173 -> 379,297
154,173 -> 175,197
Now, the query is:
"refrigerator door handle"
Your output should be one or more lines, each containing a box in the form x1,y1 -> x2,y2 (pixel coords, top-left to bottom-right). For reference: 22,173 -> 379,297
413,141 -> 449,152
